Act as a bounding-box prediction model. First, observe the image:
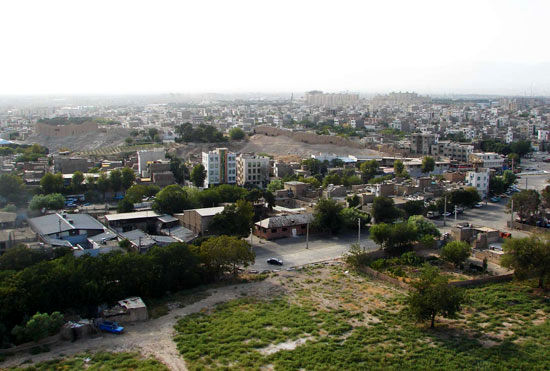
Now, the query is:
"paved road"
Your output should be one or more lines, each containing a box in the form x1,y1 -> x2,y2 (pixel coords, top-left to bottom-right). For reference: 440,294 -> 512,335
249,233 -> 377,271
432,200 -> 529,238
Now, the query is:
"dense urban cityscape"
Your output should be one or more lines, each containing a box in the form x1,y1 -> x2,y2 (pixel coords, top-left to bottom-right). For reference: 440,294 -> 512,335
1,0 -> 549,369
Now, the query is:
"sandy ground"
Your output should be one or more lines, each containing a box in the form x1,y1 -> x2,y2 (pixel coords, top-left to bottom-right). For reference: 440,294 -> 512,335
2,280 -> 284,370
240,134 -> 386,159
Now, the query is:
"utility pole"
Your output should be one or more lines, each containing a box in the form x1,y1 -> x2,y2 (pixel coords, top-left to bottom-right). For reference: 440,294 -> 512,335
305,223 -> 309,249
510,198 -> 514,229
525,177 -> 528,190
454,205 -> 457,221
250,227 -> 253,250
357,218 -> 361,251
443,195 -> 447,227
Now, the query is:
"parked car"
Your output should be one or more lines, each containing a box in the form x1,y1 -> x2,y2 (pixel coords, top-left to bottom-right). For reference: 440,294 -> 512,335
490,196 -> 501,202
426,211 -> 440,219
99,321 -> 124,334
443,212 -> 452,217
474,203 -> 483,208
455,207 -> 464,214
267,258 -> 283,266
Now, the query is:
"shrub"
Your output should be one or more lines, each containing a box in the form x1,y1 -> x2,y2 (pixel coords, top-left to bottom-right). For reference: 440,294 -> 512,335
440,241 -> 471,267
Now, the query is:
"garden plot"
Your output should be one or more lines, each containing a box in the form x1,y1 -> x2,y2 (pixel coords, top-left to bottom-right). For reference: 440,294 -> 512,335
174,264 -> 550,370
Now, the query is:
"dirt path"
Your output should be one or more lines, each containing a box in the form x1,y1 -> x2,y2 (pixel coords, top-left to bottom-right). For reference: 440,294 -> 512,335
3,280 -> 282,370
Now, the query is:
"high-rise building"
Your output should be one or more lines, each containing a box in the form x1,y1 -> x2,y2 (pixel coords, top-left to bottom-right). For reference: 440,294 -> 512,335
202,148 -> 236,188
236,154 -> 270,188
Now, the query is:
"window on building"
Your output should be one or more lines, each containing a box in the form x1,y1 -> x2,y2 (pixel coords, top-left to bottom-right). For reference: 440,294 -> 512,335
271,228 -> 277,233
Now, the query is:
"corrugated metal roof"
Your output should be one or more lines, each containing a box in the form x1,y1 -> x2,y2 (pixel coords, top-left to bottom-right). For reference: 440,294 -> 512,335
29,213 -> 105,236
105,210 -> 160,221
255,213 -> 313,229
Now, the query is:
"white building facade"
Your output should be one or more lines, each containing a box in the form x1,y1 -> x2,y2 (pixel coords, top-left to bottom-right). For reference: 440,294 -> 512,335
236,154 -> 270,188
466,168 -> 490,198
202,148 -> 236,188
468,152 -> 504,170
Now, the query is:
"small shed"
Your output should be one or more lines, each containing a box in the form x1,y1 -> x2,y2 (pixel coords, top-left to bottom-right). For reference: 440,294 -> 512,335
102,297 -> 149,323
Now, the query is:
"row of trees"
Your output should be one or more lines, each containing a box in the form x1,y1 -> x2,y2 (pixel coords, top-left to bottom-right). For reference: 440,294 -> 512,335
175,123 -> 226,143
0,237 -> 254,346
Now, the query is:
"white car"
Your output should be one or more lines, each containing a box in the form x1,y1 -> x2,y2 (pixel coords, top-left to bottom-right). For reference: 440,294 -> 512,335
474,203 -> 483,208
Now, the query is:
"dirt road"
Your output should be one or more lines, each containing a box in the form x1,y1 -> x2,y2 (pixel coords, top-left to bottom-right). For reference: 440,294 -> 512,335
3,280 -> 284,370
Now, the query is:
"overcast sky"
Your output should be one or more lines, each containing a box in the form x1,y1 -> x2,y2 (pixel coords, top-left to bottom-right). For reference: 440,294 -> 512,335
1,0 -> 549,96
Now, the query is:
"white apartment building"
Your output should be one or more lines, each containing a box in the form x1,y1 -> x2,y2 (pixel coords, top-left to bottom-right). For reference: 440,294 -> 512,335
202,148 -> 236,188
466,168 -> 490,198
137,148 -> 166,177
236,154 -> 270,188
468,152 -> 504,170
506,128 -> 514,144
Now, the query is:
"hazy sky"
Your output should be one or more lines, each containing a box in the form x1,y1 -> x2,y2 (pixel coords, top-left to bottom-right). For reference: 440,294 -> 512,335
1,0 -> 549,95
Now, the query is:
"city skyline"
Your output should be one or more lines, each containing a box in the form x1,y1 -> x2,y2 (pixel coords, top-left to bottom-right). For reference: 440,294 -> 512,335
1,0 -> 549,96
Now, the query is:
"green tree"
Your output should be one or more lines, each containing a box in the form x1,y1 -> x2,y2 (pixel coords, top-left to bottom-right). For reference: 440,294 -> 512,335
312,198 -> 344,234
0,245 -> 50,271
29,193 -> 65,211
542,186 -> 550,209
502,235 -> 550,288
403,200 -> 424,217
502,170 -> 516,187
440,241 -> 471,267
12,311 -> 64,343
370,222 -> 418,255
360,160 -> 379,182
190,164 -> 206,187
407,215 -> 440,238
125,137 -> 134,145
347,194 -> 361,208
96,172 -> 110,200
121,167 -> 136,190
266,179 -> 284,193
489,176 -> 507,195
210,200 -> 254,237
510,189 -> 540,221
117,198 -> 134,213
148,128 -> 159,140
302,158 -> 325,176
71,171 -> 85,193
196,236 -> 254,279
124,184 -> 159,203
0,174 -> 26,204
323,172 -> 342,187
394,159 -> 405,176
153,185 -> 194,214
372,196 -> 401,223
169,157 -> 188,184
421,156 -> 435,174
40,173 -> 63,195
340,207 -> 371,229
229,127 -> 245,140
109,169 -> 122,193
407,264 -> 465,328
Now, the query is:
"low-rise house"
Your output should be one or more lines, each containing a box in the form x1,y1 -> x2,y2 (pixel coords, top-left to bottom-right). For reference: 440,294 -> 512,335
177,206 -> 225,236
28,213 -> 106,248
254,213 -> 313,240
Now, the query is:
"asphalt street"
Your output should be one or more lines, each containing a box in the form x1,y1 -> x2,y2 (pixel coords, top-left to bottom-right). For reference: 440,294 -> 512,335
249,233 -> 377,271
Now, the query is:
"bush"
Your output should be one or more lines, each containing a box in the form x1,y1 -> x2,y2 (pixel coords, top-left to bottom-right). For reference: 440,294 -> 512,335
440,241 -> 471,267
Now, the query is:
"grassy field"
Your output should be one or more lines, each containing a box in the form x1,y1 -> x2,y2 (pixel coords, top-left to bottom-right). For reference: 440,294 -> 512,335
8,352 -> 168,370
174,264 -> 550,370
